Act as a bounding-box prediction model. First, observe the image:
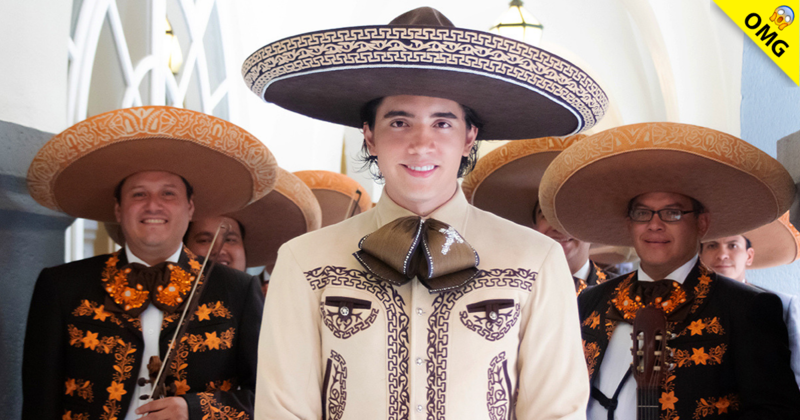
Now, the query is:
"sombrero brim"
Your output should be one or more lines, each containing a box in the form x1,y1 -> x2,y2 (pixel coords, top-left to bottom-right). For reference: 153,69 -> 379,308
242,25 -> 608,140
589,244 -> 639,265
294,170 -> 372,227
27,107 -> 277,222
230,168 -> 322,268
462,135 -> 585,227
540,123 -> 796,246
743,212 -> 800,269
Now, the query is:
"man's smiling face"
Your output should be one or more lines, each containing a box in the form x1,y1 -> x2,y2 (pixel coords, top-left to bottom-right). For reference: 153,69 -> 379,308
627,192 -> 709,277
115,171 -> 194,261
364,95 -> 477,216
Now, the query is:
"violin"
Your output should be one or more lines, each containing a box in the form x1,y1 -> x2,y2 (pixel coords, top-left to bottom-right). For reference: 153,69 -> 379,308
137,221 -> 230,401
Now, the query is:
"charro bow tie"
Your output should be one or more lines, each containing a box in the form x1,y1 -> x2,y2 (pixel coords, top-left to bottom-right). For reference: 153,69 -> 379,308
105,262 -> 184,317
608,279 -> 693,323
353,216 -> 480,292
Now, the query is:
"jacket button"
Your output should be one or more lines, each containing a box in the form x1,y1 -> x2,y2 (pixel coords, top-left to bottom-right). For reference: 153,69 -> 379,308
488,311 -> 498,321
339,306 -> 350,317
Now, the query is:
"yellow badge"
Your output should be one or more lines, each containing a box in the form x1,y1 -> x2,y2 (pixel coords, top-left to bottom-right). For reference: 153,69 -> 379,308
715,0 -> 799,84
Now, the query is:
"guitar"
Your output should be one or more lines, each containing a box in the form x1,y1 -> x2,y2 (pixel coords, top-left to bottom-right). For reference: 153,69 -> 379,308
631,306 -> 672,420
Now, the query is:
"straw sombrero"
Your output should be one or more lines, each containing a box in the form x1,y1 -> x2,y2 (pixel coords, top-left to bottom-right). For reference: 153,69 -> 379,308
462,135 -> 585,227
539,122 -> 796,246
742,212 -> 800,269
106,168 -> 321,269
589,244 -> 638,266
242,7 -> 608,140
294,170 -> 372,227
229,168 -> 322,268
27,106 -> 278,222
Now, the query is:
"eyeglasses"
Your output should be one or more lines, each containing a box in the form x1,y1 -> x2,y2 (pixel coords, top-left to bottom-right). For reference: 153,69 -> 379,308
629,208 -> 696,223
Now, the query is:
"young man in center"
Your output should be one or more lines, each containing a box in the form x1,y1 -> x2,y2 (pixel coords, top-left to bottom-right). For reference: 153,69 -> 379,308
243,6 -> 608,420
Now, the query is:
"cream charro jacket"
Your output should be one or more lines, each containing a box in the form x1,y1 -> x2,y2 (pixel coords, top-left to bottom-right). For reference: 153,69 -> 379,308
256,189 -> 589,420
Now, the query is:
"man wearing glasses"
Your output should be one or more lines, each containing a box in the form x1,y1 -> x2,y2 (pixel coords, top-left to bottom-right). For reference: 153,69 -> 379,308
539,123 -> 800,419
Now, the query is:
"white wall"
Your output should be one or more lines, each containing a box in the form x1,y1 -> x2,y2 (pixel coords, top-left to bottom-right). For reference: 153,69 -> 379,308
0,0 -> 71,133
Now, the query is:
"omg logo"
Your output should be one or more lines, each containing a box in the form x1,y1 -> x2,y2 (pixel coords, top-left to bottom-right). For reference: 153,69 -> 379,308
744,6 -> 793,57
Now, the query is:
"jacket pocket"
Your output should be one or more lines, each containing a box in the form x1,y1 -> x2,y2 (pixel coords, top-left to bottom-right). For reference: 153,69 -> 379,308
460,299 -> 519,342
321,296 -> 378,339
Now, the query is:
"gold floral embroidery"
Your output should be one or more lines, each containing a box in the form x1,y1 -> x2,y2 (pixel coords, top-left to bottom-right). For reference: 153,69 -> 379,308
64,378 -> 94,402
62,411 -> 90,420
174,379 -> 191,396
673,344 -> 726,368
594,263 -> 607,284
198,392 -> 250,419
611,273 -> 688,320
687,319 -> 706,336
189,259 -> 202,272
195,302 -> 233,322
677,317 -> 725,338
161,312 -> 180,330
582,311 -> 601,330
206,379 -> 235,392
576,278 -> 588,296
72,300 -> 121,326
693,394 -> 740,419
101,249 -> 201,312
186,328 -> 235,352
106,381 -> 126,401
690,265 -> 714,314
605,319 -> 616,341
583,340 -> 601,378
660,391 -> 678,411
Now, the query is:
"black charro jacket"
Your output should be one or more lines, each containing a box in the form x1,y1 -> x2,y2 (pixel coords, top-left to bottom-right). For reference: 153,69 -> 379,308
575,260 -> 609,295
22,246 -> 263,420
578,260 -> 800,420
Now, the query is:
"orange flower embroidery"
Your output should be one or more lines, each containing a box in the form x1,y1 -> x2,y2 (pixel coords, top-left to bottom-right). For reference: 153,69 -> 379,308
690,348 -> 710,365
93,305 -> 111,322
660,391 -> 678,411
596,270 -> 607,282
65,378 -> 78,396
583,312 -> 601,329
106,381 -> 127,401
189,259 -> 202,272
583,340 -> 601,377
688,319 -> 706,336
174,379 -> 191,396
82,331 -> 99,350
716,396 -> 731,414
219,380 -> 232,392
205,332 -> 221,350
196,304 -> 212,321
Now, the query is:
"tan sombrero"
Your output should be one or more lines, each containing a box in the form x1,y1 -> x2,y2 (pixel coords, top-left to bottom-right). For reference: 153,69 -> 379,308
294,170 -> 372,227
742,212 -> 800,269
589,244 -> 639,265
229,168 -> 322,268
27,106 -> 278,222
539,122 -> 796,246
106,168 -> 321,269
462,135 -> 585,228
242,7 -> 608,140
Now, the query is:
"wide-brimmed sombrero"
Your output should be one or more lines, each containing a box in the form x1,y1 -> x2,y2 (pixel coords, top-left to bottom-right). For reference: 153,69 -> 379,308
539,122 -> 796,246
27,106 -> 278,222
242,7 -> 608,140
462,135 -> 585,227
294,170 -> 372,227
742,212 -> 800,269
229,168 -> 322,268
589,244 -> 638,265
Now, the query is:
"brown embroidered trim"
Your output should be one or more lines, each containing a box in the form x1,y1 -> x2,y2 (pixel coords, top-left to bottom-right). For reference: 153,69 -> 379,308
64,378 -> 94,402
187,328 -> 235,352
194,302 -> 233,322
323,350 -> 347,420
459,303 -> 520,342
101,250 -> 201,312
487,351 -> 512,420
693,394 -> 740,419
582,311 -> 601,330
582,340 -> 601,378
198,392 -> 250,420
610,273 -> 688,320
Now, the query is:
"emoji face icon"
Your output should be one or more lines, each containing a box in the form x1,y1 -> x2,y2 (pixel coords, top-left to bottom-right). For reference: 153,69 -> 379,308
771,6 -> 794,30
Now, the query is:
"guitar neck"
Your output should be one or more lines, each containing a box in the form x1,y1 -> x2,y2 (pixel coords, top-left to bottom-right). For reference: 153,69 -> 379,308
637,386 -> 660,420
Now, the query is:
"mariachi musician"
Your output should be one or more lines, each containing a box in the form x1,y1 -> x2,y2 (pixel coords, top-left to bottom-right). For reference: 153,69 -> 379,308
22,107 -> 276,419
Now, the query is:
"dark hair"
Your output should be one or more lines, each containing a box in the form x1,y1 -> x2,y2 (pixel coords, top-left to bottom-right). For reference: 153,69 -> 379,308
357,97 -> 484,181
183,219 -> 246,244
700,235 -> 751,251
114,174 -> 194,203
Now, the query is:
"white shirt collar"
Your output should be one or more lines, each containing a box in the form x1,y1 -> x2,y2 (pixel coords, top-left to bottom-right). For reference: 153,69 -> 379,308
125,244 -> 183,267
572,259 -> 592,281
638,255 -> 698,284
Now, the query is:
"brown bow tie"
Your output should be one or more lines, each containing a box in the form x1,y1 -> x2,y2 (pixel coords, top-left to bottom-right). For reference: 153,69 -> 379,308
353,216 -> 480,292
608,279 -> 693,323
105,262 -> 187,317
